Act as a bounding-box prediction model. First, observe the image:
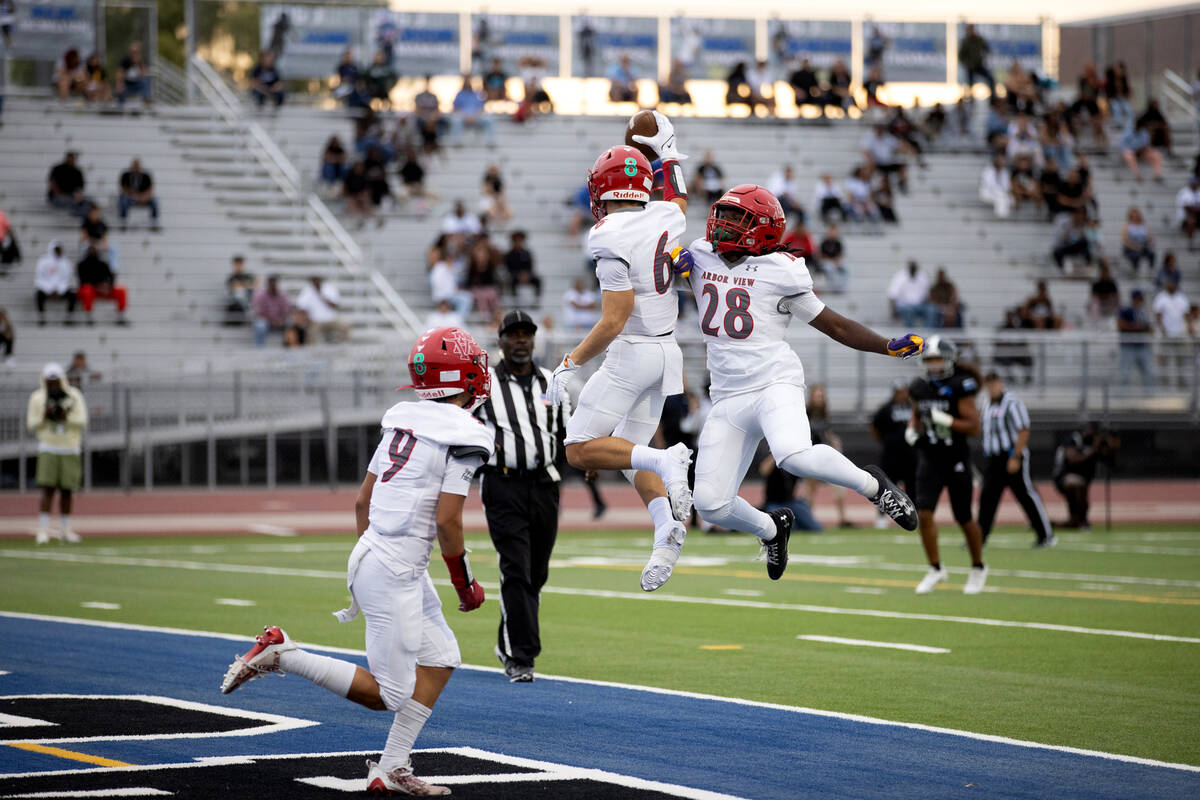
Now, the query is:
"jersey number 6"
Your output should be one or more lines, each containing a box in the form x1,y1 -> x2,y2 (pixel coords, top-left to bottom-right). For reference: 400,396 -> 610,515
381,428 -> 417,482
700,285 -> 754,340
652,232 -> 673,295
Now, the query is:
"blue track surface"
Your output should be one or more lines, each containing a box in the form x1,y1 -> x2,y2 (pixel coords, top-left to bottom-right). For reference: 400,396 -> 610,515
0,616 -> 1197,799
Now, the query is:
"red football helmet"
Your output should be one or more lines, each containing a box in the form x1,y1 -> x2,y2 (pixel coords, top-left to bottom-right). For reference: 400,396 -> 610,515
705,184 -> 787,256
399,327 -> 491,407
587,145 -> 654,221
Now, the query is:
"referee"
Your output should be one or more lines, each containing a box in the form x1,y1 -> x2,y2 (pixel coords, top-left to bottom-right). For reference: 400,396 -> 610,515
474,310 -> 566,683
978,371 -> 1054,547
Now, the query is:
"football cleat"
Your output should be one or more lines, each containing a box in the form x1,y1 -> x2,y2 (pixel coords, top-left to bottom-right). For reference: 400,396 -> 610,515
963,565 -> 989,595
641,521 -> 687,592
60,528 -> 81,544
220,626 -> 295,694
662,442 -> 694,521
915,565 -> 948,595
35,528 -> 50,545
1033,534 -> 1058,549
366,760 -> 450,796
494,645 -> 534,683
762,508 -> 794,580
865,465 -> 918,531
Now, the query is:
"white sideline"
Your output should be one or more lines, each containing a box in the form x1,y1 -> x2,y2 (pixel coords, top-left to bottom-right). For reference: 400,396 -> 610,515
0,612 -> 1197,775
2,551 -> 1197,643
797,635 -> 950,654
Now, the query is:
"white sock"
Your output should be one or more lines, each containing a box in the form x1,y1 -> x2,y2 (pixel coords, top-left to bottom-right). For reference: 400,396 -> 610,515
647,496 -> 674,531
630,445 -> 665,475
278,649 -> 357,698
698,496 -> 777,541
379,700 -> 433,773
60,514 -> 71,532
38,513 -> 49,531
780,445 -> 876,498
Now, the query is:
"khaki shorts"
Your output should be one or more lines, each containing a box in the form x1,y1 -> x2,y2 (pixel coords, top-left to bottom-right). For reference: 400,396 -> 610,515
36,452 -> 82,491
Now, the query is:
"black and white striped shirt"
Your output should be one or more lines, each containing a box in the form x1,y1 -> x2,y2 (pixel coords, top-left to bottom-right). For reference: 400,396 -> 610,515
474,360 -> 568,481
982,392 -> 1031,456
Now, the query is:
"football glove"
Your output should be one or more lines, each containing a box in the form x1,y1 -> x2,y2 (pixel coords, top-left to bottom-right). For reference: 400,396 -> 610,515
443,550 -> 485,612
904,426 -> 920,447
631,110 -> 688,162
669,246 -> 694,278
887,334 -> 924,359
929,408 -> 954,439
546,355 -> 578,409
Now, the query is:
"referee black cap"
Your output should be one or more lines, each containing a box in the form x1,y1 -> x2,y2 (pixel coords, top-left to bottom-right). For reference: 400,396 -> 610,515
499,310 -> 538,336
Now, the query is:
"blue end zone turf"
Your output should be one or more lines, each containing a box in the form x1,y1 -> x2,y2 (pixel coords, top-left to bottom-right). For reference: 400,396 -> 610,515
0,616 -> 1197,799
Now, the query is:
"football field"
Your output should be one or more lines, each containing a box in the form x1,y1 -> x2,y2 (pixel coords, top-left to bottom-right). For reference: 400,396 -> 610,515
2,523 -> 1199,798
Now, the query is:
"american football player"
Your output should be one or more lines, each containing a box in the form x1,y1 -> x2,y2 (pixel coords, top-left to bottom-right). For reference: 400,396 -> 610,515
546,111 -> 695,593
221,326 -> 494,796
680,185 -> 923,580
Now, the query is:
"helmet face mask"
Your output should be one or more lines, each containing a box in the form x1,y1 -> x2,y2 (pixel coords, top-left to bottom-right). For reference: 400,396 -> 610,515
921,335 -> 957,379
705,185 -> 786,256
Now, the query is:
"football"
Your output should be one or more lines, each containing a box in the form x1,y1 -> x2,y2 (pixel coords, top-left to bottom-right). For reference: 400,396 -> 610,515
625,110 -> 659,163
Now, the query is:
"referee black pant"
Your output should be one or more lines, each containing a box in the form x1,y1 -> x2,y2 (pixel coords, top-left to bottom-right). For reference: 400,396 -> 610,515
978,454 -> 1052,543
480,470 -> 559,668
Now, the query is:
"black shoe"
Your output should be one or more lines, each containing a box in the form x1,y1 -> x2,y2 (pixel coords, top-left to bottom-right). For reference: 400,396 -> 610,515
1033,534 -> 1058,549
865,465 -> 918,531
592,502 -> 607,520
507,663 -> 534,683
763,508 -> 793,580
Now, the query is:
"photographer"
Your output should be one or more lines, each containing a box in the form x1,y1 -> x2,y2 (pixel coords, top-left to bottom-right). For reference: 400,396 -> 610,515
26,363 -> 88,544
1052,422 -> 1117,531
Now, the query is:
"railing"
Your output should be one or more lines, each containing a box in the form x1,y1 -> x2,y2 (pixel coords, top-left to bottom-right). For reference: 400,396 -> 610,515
153,59 -> 188,106
1160,70 -> 1198,124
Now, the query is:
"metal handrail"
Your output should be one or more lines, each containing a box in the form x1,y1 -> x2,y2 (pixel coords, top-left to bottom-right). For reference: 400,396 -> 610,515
153,59 -> 188,106
1160,69 -> 1198,122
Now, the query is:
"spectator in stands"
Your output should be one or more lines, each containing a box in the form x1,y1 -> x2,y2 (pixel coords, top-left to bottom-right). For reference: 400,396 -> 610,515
658,59 -> 692,106
863,66 -> 886,109
985,97 -> 1011,152
1176,176 -> 1200,250
81,53 -> 111,102
979,153 -> 1013,218
1157,252 -> 1182,291
426,298 -> 464,329
607,54 -> 638,103
47,152 -> 87,217
1003,61 -> 1038,113
442,199 -> 482,240
824,60 -> 854,114
0,209 -> 21,271
35,242 -> 76,326
1006,112 -> 1043,168
115,42 -> 151,106
563,277 -> 600,332
842,166 -> 878,225
929,268 -> 962,328
724,62 -> 752,110
694,152 -> 725,205
364,50 -> 397,106
1154,279 -> 1192,386
1137,99 -> 1171,156
117,159 -> 160,231
886,106 -> 927,166
1020,280 -> 1061,330
745,60 -> 776,115
76,246 -> 127,325
251,275 -> 291,347
332,49 -> 359,103
766,165 -> 803,221
782,219 -> 817,263
1120,118 -> 1164,183
1056,166 -> 1090,219
872,174 -> 899,224
812,174 -> 844,225
79,204 -> 114,270
1120,207 -> 1156,276
1104,62 -> 1132,130
482,58 -> 508,102
1037,109 -> 1073,173
54,49 -> 86,100
0,308 -> 13,363
887,261 -> 934,327
451,75 -> 496,147
414,75 -> 443,154
295,275 -> 348,344
66,351 -> 101,390
958,24 -> 993,96
1117,289 -> 1154,388
319,136 -> 347,195
865,25 -> 888,71
789,58 -> 824,115
819,225 -> 847,293
1010,152 -> 1041,214
517,55 -> 553,118
861,124 -> 909,194
1067,62 -> 1107,147
342,161 -> 375,228
362,145 -> 391,214
922,102 -> 948,144
1038,158 -> 1064,221
250,51 -> 285,109
465,238 -> 501,316
504,230 -> 541,299
1052,209 -> 1092,271
283,309 -> 308,348
429,243 -> 472,317
224,255 -> 256,325
1088,260 -> 1120,323
479,165 -> 511,225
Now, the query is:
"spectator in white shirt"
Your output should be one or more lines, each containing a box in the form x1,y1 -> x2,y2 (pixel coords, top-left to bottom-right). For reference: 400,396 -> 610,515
429,249 -> 473,316
745,59 -> 775,115
1175,176 -> 1200,250
860,125 -> 909,193
562,277 -> 599,332
842,166 -> 879,224
812,174 -> 844,225
35,240 -> 77,325
294,275 -> 349,343
426,298 -> 465,329
442,199 -> 483,238
887,261 -> 934,327
1154,280 -> 1192,387
979,153 -> 1013,218
766,165 -> 803,221
1005,112 -> 1044,169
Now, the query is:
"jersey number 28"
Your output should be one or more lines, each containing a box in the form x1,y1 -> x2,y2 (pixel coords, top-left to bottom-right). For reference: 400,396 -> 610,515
700,284 -> 754,340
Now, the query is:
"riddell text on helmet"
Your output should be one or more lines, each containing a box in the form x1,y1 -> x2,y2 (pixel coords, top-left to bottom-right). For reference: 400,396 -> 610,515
610,190 -> 647,200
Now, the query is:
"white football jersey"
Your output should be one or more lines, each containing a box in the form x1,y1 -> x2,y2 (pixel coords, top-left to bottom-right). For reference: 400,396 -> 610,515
587,200 -> 687,337
361,400 -> 493,573
686,239 -> 826,403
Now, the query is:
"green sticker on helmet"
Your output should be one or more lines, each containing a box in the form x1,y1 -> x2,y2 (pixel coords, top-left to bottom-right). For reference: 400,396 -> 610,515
413,352 -> 427,375
624,156 -> 638,176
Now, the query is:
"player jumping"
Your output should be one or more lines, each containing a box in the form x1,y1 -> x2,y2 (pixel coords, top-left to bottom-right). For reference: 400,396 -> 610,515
220,326 -> 494,796
546,111 -> 695,593
677,185 -> 922,581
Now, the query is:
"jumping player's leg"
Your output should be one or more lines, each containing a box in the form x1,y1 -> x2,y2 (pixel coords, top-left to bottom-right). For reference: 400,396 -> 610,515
692,396 -> 774,540
947,469 -> 987,594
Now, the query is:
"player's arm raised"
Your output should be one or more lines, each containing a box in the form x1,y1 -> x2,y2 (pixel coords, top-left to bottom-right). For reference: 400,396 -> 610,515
808,306 -> 924,359
632,110 -> 688,214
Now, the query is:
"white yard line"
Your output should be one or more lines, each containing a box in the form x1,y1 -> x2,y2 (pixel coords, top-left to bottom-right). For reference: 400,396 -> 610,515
0,614 -> 1197,777
797,635 -> 949,654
